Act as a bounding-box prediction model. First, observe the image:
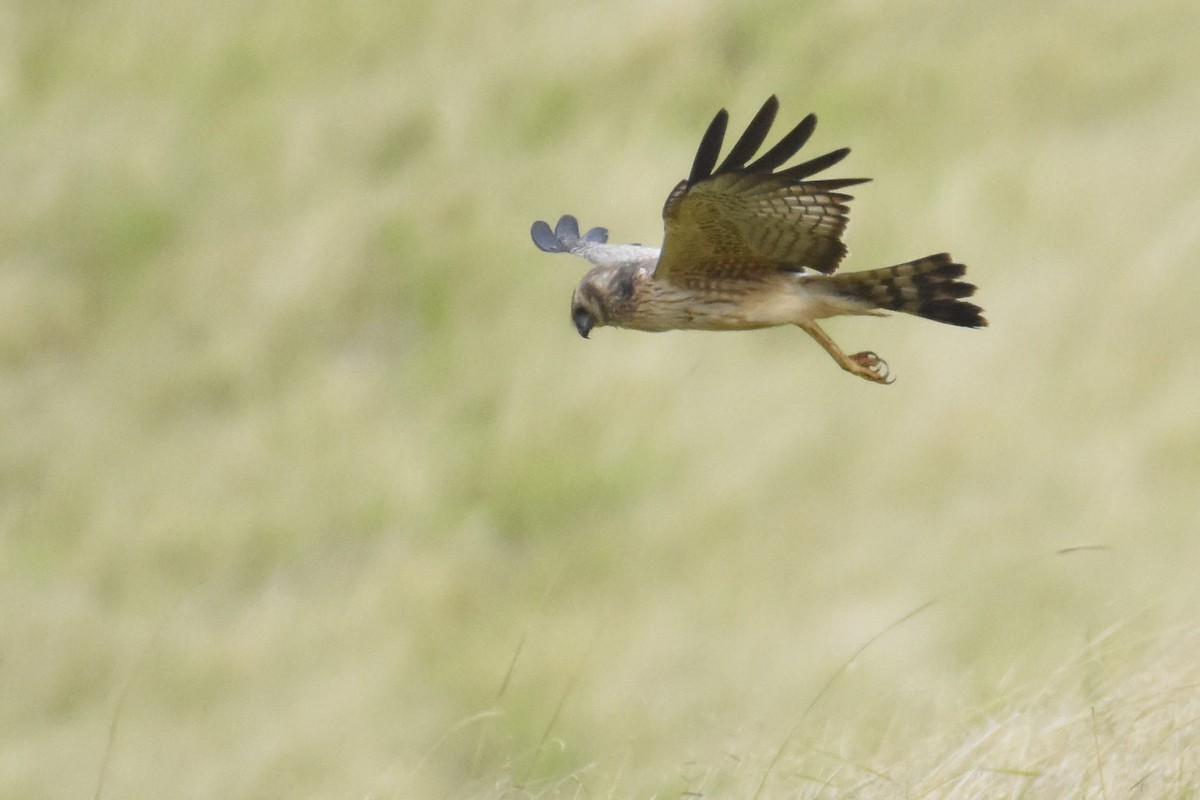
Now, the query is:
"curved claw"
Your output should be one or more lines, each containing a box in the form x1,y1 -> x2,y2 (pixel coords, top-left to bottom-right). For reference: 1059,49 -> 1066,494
850,351 -> 894,384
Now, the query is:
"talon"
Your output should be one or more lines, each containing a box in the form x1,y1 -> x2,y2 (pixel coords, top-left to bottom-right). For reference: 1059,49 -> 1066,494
850,351 -> 893,384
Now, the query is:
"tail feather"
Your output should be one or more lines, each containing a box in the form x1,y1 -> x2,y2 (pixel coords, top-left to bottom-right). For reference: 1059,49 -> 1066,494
829,254 -> 987,328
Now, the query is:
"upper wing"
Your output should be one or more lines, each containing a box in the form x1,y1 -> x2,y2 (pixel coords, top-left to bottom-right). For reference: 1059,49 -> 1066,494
654,96 -> 869,285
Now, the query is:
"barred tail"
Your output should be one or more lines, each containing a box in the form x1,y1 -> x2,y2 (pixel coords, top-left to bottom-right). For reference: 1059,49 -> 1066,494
829,254 -> 987,328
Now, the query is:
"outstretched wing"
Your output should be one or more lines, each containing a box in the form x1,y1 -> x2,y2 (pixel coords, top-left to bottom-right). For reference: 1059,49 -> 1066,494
531,214 -> 661,270
654,96 -> 868,285
531,214 -> 621,270
531,214 -> 609,254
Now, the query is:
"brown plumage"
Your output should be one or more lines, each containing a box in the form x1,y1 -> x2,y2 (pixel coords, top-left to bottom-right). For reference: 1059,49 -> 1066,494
531,96 -> 985,383
828,254 -> 985,328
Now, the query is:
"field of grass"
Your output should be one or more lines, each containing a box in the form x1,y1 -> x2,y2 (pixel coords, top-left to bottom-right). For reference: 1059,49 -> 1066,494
3,1 -> 1200,797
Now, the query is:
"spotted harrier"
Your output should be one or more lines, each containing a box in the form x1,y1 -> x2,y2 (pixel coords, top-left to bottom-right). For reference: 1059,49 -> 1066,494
530,95 -> 985,383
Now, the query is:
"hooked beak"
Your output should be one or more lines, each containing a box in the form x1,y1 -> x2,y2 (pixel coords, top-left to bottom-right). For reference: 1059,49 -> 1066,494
572,308 -> 594,339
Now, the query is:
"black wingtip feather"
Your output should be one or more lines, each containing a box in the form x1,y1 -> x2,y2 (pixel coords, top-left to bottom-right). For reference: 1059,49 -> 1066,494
715,96 -> 779,175
746,112 -> 817,173
688,108 -> 728,186
685,100 -> 866,188
800,178 -> 873,193
776,147 -> 852,181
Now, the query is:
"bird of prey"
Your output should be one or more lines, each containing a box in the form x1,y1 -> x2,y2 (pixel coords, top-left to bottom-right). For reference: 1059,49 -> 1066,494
530,95 -> 985,383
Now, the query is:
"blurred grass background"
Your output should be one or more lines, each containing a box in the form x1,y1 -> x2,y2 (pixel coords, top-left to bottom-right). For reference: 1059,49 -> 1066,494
3,0 -> 1200,797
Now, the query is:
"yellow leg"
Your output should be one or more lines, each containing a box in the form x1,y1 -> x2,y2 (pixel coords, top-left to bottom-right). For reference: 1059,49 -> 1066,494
798,321 -> 893,384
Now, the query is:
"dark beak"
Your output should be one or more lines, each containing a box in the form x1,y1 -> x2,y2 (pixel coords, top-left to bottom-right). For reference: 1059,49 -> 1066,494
572,308 -> 594,339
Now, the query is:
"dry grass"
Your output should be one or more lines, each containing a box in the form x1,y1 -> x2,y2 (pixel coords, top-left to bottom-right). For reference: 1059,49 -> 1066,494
3,1 -> 1200,797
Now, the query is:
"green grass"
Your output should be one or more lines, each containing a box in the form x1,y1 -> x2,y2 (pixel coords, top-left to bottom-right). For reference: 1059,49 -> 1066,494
3,0 -> 1200,797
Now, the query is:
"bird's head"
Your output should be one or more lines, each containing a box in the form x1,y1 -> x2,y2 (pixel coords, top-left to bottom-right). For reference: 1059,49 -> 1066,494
570,283 -> 603,339
569,264 -> 637,339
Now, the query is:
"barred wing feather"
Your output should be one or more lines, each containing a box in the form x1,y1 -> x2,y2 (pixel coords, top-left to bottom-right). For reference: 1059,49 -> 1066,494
654,96 -> 868,285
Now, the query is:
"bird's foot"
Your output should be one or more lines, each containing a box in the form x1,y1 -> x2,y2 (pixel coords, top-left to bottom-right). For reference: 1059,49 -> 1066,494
849,351 -> 893,384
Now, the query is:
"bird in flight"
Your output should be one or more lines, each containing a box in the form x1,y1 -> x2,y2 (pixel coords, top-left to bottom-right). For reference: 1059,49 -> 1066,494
531,95 -> 985,383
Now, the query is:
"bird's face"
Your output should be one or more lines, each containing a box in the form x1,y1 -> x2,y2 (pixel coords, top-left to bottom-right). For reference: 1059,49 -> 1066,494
571,265 -> 637,338
570,285 -> 603,339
